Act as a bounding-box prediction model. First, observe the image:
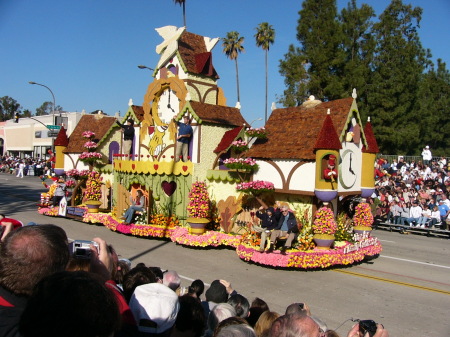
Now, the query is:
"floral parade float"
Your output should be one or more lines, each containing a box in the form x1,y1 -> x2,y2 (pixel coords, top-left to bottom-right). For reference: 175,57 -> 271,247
37,25 -> 382,269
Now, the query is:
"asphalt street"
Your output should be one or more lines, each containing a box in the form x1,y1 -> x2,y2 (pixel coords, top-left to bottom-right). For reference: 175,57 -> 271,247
0,173 -> 449,337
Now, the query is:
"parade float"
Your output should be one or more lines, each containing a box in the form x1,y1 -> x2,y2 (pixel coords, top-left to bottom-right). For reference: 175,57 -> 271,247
37,25 -> 382,269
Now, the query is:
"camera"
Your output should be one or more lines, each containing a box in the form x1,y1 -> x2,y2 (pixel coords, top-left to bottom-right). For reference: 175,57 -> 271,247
69,240 -> 99,259
358,320 -> 377,337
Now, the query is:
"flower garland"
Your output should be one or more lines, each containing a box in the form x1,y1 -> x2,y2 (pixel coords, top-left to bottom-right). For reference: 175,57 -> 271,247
312,207 -> 337,235
236,239 -> 382,269
353,202 -> 374,228
170,227 -> 242,248
223,157 -> 259,171
236,180 -> 274,195
245,127 -> 267,139
84,171 -> 102,201
187,181 -> 211,219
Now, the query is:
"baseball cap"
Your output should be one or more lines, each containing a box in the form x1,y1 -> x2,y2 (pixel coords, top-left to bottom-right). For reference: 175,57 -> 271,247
129,283 -> 179,334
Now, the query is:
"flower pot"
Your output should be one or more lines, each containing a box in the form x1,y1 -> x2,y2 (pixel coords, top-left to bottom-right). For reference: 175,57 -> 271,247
186,217 -> 210,235
313,234 -> 335,250
85,200 -> 102,213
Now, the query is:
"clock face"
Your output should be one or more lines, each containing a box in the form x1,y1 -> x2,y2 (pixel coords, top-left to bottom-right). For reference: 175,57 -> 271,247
156,88 -> 179,124
339,149 -> 357,189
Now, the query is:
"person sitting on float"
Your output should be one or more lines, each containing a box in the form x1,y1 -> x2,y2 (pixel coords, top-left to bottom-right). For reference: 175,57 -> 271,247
323,155 -> 337,181
121,190 -> 145,225
254,205 -> 281,253
268,206 -> 298,254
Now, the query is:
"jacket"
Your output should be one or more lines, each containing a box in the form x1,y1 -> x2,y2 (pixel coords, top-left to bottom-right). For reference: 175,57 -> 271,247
255,208 -> 280,230
275,211 -> 298,233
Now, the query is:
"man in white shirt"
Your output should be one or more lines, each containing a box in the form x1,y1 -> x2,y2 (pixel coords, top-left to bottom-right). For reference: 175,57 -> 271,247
16,162 -> 25,178
406,200 -> 422,226
421,145 -> 432,165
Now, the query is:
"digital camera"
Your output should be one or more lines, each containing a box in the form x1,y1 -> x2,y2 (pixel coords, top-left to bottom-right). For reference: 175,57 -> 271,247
358,320 -> 377,337
69,240 -> 99,259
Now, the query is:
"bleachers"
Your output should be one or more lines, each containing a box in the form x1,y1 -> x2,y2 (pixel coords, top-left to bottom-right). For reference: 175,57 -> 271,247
376,221 -> 450,238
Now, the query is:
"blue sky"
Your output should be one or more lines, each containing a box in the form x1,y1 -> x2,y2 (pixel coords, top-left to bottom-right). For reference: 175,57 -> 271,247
1,0 -> 448,128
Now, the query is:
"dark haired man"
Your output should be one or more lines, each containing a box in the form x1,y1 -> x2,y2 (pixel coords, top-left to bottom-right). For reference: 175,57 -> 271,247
0,225 -> 69,337
116,118 -> 135,154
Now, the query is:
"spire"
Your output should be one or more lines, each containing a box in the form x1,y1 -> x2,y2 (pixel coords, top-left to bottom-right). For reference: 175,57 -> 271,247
313,112 -> 342,152
362,117 -> 379,153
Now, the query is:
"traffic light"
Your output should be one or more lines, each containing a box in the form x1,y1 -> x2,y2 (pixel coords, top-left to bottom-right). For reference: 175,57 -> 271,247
14,112 -> 19,123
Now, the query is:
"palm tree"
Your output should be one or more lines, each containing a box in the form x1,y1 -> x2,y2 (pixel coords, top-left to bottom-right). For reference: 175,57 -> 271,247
254,22 -> 275,123
222,31 -> 245,104
173,0 -> 186,27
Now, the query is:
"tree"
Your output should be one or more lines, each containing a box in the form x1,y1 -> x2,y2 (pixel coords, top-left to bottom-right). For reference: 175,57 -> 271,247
278,44 -> 308,107
36,101 -> 53,116
254,22 -> 275,123
339,0 -> 376,118
416,59 -> 450,155
22,109 -> 33,118
173,0 -> 186,27
0,96 -> 21,121
296,0 -> 345,101
368,0 -> 429,154
222,31 -> 245,104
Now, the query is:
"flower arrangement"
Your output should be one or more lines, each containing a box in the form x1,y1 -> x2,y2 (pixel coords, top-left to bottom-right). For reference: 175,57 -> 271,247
230,140 -> 249,153
187,181 -> 211,219
223,157 -> 258,171
236,180 -> 274,195
65,179 -> 76,189
84,171 -> 102,201
245,127 -> 267,139
334,212 -> 354,242
66,169 -> 90,179
352,202 -> 374,228
312,206 -> 337,235
79,130 -> 102,164
82,131 -> 95,138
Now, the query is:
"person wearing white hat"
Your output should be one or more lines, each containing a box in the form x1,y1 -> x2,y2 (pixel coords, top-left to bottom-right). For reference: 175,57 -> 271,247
421,145 -> 432,165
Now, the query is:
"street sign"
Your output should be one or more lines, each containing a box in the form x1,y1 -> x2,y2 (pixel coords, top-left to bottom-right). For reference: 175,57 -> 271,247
47,130 -> 59,137
47,125 -> 61,130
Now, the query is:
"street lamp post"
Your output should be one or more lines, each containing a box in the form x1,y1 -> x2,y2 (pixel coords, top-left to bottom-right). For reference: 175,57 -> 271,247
29,81 -> 56,125
137,65 -> 154,71
29,81 -> 57,156
247,117 -> 263,128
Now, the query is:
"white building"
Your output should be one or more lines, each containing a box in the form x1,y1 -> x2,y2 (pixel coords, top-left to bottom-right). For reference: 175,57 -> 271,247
0,112 -> 83,158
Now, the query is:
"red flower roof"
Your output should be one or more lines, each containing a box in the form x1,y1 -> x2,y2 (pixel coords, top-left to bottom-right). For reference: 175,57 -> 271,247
362,120 -> 379,153
313,114 -> 342,152
214,126 -> 244,153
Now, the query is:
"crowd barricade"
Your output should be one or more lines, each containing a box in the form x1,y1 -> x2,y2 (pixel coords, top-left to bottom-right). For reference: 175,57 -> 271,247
376,221 -> 450,238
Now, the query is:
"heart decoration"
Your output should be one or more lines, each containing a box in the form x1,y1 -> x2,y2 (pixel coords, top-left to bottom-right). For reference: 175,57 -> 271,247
162,181 -> 177,196
132,164 -> 136,170
182,165 -> 188,172
154,164 -> 159,170
119,163 -> 122,169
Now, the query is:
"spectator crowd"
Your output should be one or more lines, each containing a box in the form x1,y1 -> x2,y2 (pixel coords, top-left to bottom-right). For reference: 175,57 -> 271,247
370,154 -> 450,230
0,155 -> 53,177
0,223 -> 389,337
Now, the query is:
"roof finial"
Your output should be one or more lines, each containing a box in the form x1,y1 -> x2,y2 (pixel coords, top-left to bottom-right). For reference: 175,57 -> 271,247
327,108 -> 330,115
352,88 -> 357,99
368,116 -> 371,122
235,102 -> 241,110
128,98 -> 133,106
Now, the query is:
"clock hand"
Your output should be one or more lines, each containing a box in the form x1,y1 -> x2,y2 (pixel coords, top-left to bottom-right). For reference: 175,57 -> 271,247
167,90 -> 175,112
349,153 -> 356,175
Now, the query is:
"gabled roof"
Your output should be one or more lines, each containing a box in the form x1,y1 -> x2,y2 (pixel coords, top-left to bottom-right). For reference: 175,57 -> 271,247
131,105 -> 145,123
314,114 -> 342,152
362,119 -> 380,153
214,126 -> 245,153
54,126 -> 69,147
247,97 -> 354,160
189,101 -> 247,127
178,32 -> 219,78
63,114 -> 117,153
